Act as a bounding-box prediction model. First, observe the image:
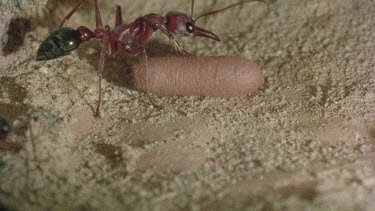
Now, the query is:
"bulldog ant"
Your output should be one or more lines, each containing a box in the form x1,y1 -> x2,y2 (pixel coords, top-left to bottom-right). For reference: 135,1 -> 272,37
36,0 -> 265,117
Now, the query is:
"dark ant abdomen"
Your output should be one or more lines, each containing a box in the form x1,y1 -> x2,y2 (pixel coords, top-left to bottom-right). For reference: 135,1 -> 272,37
0,117 -> 11,142
36,28 -> 82,61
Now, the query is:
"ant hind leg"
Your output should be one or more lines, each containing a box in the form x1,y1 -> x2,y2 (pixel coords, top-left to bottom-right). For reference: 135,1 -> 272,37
59,0 -> 89,28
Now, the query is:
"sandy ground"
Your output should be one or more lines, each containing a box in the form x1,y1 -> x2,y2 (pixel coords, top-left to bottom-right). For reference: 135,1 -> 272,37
0,0 -> 375,210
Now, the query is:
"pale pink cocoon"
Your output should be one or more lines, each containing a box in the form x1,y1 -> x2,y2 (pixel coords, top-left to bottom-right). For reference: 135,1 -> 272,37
132,56 -> 262,97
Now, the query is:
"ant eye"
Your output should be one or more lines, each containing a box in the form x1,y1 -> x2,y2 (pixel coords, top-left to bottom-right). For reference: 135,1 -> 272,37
186,22 -> 195,33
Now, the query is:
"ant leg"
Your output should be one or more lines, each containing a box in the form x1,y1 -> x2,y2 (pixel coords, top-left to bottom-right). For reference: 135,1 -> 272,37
119,43 -> 159,107
27,121 -> 37,161
94,25 -> 117,117
142,19 -> 194,56
94,41 -> 105,117
142,48 -> 159,107
59,0 -> 88,28
60,0 -> 103,29
138,29 -> 161,107
191,0 -> 195,18
94,27 -> 110,117
173,39 -> 195,56
115,6 -> 123,27
93,0 -> 103,28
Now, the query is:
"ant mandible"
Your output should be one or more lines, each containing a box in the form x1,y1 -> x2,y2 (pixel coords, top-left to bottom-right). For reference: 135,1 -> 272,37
36,0 -> 265,117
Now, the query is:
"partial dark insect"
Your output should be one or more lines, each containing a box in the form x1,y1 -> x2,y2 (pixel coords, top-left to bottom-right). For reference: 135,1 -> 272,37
0,117 -> 11,142
0,116 -> 31,152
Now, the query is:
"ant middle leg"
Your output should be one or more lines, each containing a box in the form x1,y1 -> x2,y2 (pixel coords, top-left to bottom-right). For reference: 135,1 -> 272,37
122,46 -> 160,108
95,25 -> 117,117
141,48 -> 159,108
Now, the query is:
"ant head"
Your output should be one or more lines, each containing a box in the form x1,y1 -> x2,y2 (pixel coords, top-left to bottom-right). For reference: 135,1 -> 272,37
164,0 -> 264,42
164,11 -> 220,41
36,27 -> 86,61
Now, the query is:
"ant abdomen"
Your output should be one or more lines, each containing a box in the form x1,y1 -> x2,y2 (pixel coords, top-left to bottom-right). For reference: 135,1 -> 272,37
36,28 -> 82,61
0,116 -> 11,142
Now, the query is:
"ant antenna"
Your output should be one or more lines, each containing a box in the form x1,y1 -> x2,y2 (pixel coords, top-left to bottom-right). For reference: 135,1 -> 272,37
191,0 -> 195,18
194,0 -> 265,22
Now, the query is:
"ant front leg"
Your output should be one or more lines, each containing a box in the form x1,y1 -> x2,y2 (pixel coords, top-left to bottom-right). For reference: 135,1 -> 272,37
143,17 -> 194,56
172,39 -> 195,56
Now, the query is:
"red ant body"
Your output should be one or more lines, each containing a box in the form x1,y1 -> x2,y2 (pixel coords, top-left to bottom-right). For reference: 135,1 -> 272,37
36,0 -> 265,117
